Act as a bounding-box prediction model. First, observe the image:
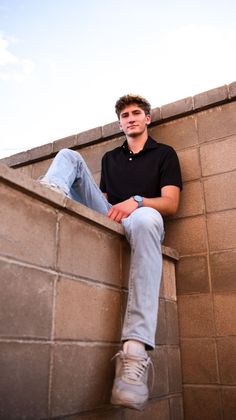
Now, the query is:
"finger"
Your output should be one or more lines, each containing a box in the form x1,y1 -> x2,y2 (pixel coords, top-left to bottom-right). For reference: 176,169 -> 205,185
108,209 -> 118,220
115,211 -> 125,222
107,207 -> 114,217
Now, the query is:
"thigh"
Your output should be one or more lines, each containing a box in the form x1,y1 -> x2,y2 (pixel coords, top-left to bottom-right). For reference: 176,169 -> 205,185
122,207 -> 165,243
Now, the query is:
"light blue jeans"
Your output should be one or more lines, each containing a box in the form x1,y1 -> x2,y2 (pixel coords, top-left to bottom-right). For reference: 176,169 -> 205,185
41,149 -> 164,350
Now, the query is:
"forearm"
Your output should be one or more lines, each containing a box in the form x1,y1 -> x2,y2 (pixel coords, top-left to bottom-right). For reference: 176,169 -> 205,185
143,186 -> 180,216
142,196 -> 178,216
106,186 -> 180,222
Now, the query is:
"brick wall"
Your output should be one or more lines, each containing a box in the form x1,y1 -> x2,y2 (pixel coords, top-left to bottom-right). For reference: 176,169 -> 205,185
0,164 -> 182,419
1,81 -> 236,420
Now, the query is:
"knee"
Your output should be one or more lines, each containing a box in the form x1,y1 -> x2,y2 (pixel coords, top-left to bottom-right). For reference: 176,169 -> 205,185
57,148 -> 82,162
132,208 -> 164,236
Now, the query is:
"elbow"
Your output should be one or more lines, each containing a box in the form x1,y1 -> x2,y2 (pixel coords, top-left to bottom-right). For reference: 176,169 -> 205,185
165,200 -> 179,217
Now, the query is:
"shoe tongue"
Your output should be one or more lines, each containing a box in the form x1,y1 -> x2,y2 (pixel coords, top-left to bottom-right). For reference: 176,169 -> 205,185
124,342 -> 147,357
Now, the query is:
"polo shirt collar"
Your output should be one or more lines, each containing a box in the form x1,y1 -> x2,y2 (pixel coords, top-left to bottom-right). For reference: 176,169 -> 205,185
121,136 -> 158,152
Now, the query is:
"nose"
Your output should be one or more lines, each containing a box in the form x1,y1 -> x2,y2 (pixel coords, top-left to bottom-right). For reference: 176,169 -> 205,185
128,114 -> 135,123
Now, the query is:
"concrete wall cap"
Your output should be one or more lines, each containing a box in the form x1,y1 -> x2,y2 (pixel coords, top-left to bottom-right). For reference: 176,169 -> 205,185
1,81 -> 235,168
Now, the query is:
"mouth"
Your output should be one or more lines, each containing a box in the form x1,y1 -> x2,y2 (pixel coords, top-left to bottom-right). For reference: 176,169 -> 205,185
128,125 -> 138,129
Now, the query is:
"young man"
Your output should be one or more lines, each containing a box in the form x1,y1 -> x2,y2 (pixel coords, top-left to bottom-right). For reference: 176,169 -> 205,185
39,94 -> 182,411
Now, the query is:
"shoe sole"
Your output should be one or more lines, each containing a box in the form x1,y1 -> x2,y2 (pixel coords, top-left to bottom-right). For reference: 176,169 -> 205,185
111,396 -> 146,411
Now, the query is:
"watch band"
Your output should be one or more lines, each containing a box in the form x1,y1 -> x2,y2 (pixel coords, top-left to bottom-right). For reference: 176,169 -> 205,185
133,195 -> 143,208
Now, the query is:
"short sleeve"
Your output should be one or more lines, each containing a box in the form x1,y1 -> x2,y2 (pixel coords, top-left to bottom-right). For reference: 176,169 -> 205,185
159,148 -> 182,190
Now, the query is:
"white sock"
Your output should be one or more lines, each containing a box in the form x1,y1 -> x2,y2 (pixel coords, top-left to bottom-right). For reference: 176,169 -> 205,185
123,340 -> 147,356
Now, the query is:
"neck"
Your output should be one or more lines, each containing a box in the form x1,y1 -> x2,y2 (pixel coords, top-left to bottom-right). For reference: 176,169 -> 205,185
126,132 -> 148,154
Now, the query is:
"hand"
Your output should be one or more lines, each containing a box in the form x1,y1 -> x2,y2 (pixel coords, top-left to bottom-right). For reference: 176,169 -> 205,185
107,197 -> 138,223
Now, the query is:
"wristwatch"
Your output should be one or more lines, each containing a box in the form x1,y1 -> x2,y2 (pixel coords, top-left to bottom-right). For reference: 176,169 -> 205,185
133,195 -> 143,208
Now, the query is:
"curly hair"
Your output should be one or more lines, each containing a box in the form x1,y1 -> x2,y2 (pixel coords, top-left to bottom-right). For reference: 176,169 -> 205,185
115,94 -> 151,119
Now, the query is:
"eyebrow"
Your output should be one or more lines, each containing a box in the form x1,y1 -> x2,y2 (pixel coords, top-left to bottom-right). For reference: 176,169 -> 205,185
120,109 -> 142,117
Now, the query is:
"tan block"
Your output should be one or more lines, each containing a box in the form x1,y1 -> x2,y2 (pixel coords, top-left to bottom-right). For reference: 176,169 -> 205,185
160,258 -> 176,301
2,149 -> 30,167
53,134 -> 77,153
176,255 -> 210,294
150,115 -> 198,150
151,106 -> 161,123
204,171 -> 236,212
124,398 -> 170,420
14,164 -> 33,178
200,136 -> 236,176
77,126 -> 102,146
194,85 -> 228,110
0,183 -> 57,267
166,301 -> 179,345
178,294 -> 215,337
121,240 -> 131,289
214,293 -> 236,336
93,171 -> 101,186
181,338 -> 218,384
176,181 -> 204,218
155,299 -> 167,344
121,290 -> 128,323
170,396 -> 184,420
183,386 -> 221,420
0,259 -> 54,339
102,121 -> 120,138
29,142 -> 53,162
57,213 -> 122,286
217,337 -> 236,384
51,345 -> 116,416
0,342 -> 50,420
221,388 -> 236,420
197,102 -> 236,144
161,96 -> 193,119
207,210 -> 236,251
167,347 -> 182,392
150,346 -> 169,397
177,147 -> 201,182
71,407 -> 123,419
210,250 -> 236,292
55,276 -> 121,341
80,137 -> 124,174
31,157 -> 53,179
164,216 -> 207,255
229,81 -> 236,98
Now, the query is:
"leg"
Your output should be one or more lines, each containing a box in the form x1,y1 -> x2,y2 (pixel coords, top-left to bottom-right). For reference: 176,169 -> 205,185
40,148 -> 111,215
111,207 -> 164,410
121,207 -> 164,349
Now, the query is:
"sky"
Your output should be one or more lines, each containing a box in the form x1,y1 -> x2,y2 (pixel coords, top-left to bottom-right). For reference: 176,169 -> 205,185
0,0 -> 236,158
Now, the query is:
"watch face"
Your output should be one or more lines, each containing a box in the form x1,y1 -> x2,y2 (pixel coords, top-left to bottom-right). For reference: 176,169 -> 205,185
134,195 -> 142,202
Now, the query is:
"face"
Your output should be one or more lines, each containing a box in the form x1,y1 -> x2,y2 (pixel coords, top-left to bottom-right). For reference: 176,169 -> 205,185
119,104 -> 151,138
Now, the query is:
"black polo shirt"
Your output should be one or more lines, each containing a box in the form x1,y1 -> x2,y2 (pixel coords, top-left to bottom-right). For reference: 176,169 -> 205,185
100,136 -> 182,205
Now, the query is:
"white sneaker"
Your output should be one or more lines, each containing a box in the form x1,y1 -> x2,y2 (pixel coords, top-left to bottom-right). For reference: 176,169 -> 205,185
111,350 -> 152,410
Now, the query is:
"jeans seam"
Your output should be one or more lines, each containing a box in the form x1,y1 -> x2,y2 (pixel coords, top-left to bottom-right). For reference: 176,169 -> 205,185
124,213 -> 134,333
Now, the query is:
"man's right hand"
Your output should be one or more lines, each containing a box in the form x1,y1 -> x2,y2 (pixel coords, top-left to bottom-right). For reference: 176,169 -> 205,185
107,198 -> 138,223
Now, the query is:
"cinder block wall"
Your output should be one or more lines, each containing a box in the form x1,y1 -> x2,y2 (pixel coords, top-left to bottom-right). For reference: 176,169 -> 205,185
0,164 -> 182,420
158,95 -> 236,420
1,81 -> 236,420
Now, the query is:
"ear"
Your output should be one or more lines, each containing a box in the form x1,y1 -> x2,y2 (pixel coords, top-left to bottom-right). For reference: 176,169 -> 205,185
146,114 -> 151,126
119,121 -> 123,131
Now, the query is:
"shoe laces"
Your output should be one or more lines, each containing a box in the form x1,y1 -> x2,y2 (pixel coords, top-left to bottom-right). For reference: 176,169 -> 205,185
112,351 -> 155,389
